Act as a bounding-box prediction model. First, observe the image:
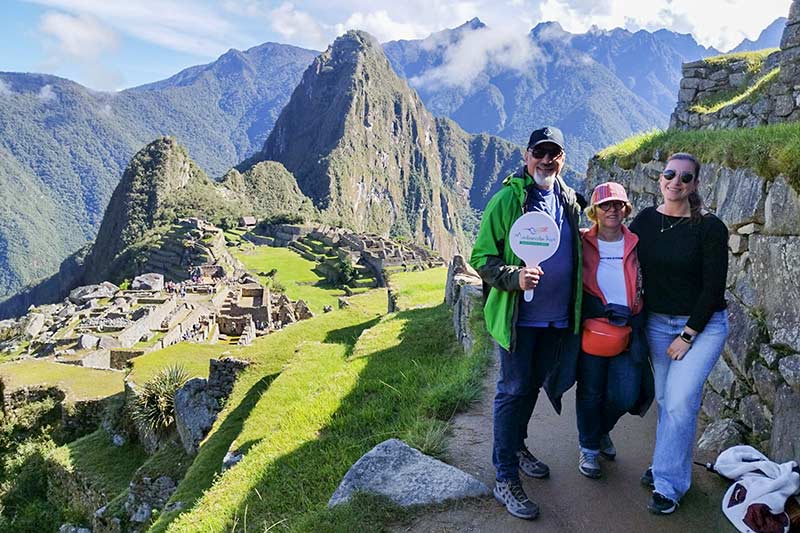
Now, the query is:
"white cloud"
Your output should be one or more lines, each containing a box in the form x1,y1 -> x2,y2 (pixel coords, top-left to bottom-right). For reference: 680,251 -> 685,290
335,10 -> 431,42
410,25 -> 542,90
39,11 -> 117,59
268,2 -> 333,50
38,84 -> 56,102
0,79 -> 12,96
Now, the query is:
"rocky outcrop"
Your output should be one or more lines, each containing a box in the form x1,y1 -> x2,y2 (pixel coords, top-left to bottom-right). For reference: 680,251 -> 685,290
671,3 -> 800,130
586,157 -> 800,459
132,273 -> 164,291
445,256 -> 484,355
328,438 -> 489,507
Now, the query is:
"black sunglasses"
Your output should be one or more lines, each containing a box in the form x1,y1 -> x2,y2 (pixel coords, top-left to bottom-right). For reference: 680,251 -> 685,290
598,201 -> 626,212
661,169 -> 695,183
529,146 -> 563,159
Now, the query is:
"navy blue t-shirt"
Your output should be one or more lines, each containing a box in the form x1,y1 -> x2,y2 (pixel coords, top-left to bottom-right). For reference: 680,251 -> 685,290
517,182 -> 574,327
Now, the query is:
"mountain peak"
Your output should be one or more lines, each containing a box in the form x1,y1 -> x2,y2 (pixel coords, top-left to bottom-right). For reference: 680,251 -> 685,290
461,17 -> 486,30
531,20 -> 569,40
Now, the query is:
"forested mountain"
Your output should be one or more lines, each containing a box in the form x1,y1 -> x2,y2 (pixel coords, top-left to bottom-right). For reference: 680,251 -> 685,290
730,17 -> 786,53
0,43 -> 316,301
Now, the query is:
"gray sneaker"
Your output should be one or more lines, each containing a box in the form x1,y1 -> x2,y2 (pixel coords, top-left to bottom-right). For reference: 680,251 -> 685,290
578,450 -> 602,479
493,480 -> 540,520
600,433 -> 617,460
517,448 -> 550,479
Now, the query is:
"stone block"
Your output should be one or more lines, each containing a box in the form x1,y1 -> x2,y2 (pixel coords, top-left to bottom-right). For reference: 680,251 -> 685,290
769,385 -> 800,462
132,273 -> 164,291
78,334 -> 99,350
775,94 -> 795,116
701,388 -> 728,419
174,378 -> 219,455
733,103 -> 752,117
750,236 -> 800,348
699,79 -> 719,91
729,234 -> 748,254
739,394 -> 773,438
790,1 -> 800,21
23,313 -> 45,338
729,73 -> 747,89
760,345 -> 783,368
698,419 -> 745,453
328,439 -> 489,508
778,354 -> 800,390
751,362 -> 781,409
781,21 -> 800,50
678,88 -> 697,102
764,176 -> 800,235
737,222 -> 762,235
707,356 -> 736,396
751,97 -> 772,115
680,77 -> 702,89
710,70 -> 730,82
725,298 -> 765,375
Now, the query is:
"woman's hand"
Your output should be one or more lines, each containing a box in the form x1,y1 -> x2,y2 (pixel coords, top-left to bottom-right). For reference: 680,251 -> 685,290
518,266 -> 544,291
667,336 -> 691,360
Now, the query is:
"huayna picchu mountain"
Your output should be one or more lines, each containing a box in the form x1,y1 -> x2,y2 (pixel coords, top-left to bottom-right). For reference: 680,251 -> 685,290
250,30 -> 523,257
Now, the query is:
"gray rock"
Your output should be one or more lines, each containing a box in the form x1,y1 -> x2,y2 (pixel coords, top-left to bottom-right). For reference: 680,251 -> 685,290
328,438 -> 489,508
778,355 -> 800,390
737,223 -> 762,235
723,298 -> 764,374
132,273 -> 164,291
728,234 -> 748,254
729,72 -> 748,88
98,336 -> 121,350
739,394 -> 772,437
222,450 -> 244,471
112,434 -> 126,447
750,236 -> 800,347
678,88 -> 697,103
764,176 -> 800,235
770,385 -> 800,462
130,503 -> 152,523
760,345 -> 783,368
707,355 -> 736,396
174,378 -> 220,455
751,362 -> 781,409
69,282 -> 118,305
78,334 -> 100,350
338,297 -> 350,309
709,70 -> 730,82
713,168 -> 764,228
701,388 -> 727,419
58,525 -> 92,533
697,419 -> 745,453
23,313 -> 46,338
445,255 -> 481,306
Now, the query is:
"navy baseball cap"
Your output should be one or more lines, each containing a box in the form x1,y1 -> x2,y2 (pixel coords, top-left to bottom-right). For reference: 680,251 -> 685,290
527,126 -> 565,151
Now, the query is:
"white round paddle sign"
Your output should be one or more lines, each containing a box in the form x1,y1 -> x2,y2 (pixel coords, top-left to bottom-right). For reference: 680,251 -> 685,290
509,211 -> 561,302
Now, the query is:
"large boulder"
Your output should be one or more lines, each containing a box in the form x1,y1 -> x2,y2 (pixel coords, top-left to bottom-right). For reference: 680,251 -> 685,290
69,282 -> 119,305
174,378 -> 220,455
697,419 -> 746,453
23,313 -> 46,338
132,273 -> 165,291
328,438 -> 489,508
770,385 -> 800,462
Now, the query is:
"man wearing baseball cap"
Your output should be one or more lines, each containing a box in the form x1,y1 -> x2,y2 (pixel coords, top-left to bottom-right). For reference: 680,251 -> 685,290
470,126 -> 585,520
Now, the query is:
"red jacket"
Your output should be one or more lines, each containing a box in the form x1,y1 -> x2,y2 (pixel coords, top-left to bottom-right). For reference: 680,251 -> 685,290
581,224 -> 644,315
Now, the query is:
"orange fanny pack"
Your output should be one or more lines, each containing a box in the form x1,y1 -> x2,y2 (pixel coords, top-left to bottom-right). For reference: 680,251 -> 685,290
581,318 -> 632,357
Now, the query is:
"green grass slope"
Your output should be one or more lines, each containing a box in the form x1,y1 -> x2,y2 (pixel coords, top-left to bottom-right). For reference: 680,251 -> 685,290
148,269 -> 491,532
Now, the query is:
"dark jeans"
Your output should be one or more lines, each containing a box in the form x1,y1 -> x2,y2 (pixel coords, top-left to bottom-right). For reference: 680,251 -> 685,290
493,326 -> 563,482
575,350 -> 641,453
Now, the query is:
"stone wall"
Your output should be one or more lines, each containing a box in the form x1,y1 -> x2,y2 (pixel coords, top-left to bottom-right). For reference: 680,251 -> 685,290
116,297 -> 177,348
671,1 -> 800,130
586,157 -> 800,461
444,256 -> 485,355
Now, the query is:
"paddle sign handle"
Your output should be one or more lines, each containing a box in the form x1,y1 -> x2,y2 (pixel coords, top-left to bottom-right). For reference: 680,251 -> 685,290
524,288 -> 534,302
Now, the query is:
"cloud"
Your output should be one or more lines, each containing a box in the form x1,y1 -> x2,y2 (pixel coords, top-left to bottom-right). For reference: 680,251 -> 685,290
410,25 -> 542,90
38,84 -> 56,102
39,11 -> 118,59
0,79 -> 12,96
335,10 -> 430,42
268,2 -> 333,50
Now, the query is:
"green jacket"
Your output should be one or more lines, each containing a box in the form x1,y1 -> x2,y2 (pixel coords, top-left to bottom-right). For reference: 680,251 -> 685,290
469,167 -> 583,350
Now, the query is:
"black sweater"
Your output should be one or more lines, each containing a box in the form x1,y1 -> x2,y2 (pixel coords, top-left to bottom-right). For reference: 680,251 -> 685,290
629,206 -> 728,332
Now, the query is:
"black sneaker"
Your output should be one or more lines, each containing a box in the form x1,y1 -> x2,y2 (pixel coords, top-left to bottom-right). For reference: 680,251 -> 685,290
517,448 -> 550,479
641,467 -> 654,488
599,433 -> 616,460
493,480 -> 540,520
648,491 -> 678,515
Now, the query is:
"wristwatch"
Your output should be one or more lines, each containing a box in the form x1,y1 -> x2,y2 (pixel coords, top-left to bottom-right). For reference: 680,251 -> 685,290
678,331 -> 696,344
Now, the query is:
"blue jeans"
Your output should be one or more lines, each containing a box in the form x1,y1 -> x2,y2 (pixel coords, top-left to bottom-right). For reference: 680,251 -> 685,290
647,311 -> 728,501
575,350 -> 641,454
493,327 -> 563,482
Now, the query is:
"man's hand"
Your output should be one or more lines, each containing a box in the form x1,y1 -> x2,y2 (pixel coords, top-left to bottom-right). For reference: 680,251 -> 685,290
518,266 -> 544,291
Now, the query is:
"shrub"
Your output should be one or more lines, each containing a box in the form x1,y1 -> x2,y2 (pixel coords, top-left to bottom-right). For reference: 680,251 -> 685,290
130,365 -> 189,435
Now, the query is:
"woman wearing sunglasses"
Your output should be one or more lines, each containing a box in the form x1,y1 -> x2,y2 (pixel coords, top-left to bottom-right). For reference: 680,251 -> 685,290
576,182 -> 653,480
628,153 -> 729,515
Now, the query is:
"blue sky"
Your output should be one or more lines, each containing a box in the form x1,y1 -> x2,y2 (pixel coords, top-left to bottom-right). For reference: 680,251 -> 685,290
0,0 -> 791,91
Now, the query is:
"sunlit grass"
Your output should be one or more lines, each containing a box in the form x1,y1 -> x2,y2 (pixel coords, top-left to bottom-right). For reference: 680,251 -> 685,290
0,360 -> 123,401
690,67 -> 779,114
389,267 -> 447,309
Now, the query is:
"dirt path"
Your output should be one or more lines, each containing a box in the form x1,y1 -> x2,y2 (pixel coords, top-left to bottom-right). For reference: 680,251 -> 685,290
394,358 -> 734,532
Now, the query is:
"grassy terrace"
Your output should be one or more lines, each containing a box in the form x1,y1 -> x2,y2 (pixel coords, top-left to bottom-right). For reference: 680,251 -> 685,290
232,245 -> 345,312
596,122 -> 800,193
149,269 -> 492,532
0,360 -> 124,401
128,342 -> 231,385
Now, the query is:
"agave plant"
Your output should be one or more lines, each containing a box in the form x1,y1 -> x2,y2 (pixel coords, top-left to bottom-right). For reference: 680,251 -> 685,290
131,364 -> 189,435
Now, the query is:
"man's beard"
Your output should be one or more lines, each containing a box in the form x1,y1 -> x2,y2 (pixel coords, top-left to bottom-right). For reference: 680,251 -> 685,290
533,168 -> 556,189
